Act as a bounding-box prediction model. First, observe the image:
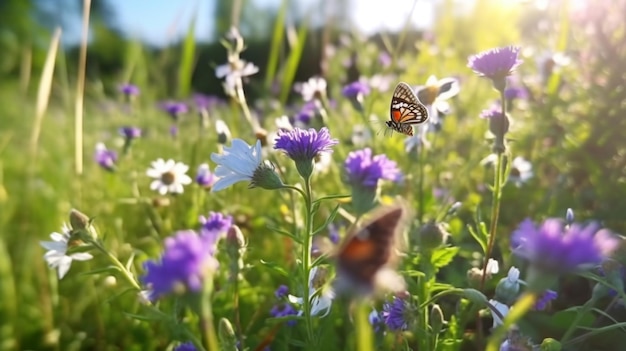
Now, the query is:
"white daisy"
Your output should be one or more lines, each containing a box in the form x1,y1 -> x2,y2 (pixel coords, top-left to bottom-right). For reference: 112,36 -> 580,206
288,266 -> 334,317
215,57 -> 259,95
298,76 -> 327,102
40,224 -> 93,279
210,139 -> 263,192
146,159 -> 192,195
215,119 -> 232,144
509,156 -> 533,186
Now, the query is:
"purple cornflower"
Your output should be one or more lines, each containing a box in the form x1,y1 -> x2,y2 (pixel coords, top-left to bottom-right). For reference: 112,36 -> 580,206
160,101 -> 189,120
511,218 -> 619,275
196,163 -> 217,188
369,309 -> 383,332
141,230 -> 219,300
192,93 -> 221,112
342,81 -> 371,99
468,46 -> 522,90
344,148 -> 402,189
94,143 -> 117,171
504,85 -> 528,101
199,212 -> 233,243
382,296 -> 410,331
534,289 -> 557,311
293,101 -> 317,127
379,52 -> 392,68
119,126 -> 142,140
274,127 -> 338,162
275,284 -> 289,299
174,342 -> 197,351
269,303 -> 298,326
119,83 -> 140,97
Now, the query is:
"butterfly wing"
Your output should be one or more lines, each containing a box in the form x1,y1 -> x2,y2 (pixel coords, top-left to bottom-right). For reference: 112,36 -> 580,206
390,82 -> 429,125
335,203 -> 408,292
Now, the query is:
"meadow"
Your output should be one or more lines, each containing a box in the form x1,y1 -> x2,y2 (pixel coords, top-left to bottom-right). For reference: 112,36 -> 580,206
2,0 -> 626,350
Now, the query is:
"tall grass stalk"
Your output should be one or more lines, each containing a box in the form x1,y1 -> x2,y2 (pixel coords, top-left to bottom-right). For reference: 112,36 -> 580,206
74,0 -> 92,175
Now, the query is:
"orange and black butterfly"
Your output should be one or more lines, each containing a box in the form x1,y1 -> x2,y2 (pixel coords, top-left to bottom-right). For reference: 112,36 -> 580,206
386,82 -> 429,136
333,202 -> 409,295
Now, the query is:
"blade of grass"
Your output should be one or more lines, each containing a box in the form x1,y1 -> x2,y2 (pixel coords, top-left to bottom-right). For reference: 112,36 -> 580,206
177,10 -> 197,99
75,0 -> 92,175
263,0 -> 289,91
29,27 -> 61,161
279,16 -> 310,104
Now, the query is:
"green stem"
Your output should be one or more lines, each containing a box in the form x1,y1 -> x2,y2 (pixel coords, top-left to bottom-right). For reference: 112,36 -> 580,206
200,278 -> 219,351
301,176 -> 316,347
355,299 -> 373,351
93,242 -> 141,291
417,136 -> 426,224
561,299 -> 594,344
235,79 -> 260,131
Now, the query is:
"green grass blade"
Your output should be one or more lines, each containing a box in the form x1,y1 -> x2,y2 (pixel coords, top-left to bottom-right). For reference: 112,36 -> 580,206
264,0 -> 289,92
177,12 -> 197,98
279,17 -> 309,104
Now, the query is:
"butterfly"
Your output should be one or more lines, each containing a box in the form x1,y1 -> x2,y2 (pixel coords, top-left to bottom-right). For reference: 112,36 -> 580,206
333,202 -> 409,295
386,82 -> 429,136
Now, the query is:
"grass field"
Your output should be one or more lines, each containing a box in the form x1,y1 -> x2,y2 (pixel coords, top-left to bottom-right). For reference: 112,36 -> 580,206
1,0 -> 626,350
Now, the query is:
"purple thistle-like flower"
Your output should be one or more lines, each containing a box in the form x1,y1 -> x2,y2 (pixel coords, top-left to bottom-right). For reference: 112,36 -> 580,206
275,284 -> 289,299
468,46 -> 522,88
504,85 -> 529,101
293,101 -> 318,127
199,211 -> 233,245
119,126 -> 142,140
141,230 -> 219,300
534,289 -> 557,311
511,218 -> 619,274
344,148 -> 402,189
274,127 -> 338,162
94,143 -> 117,171
382,297 -> 410,331
160,101 -> 189,120
119,83 -> 140,96
174,342 -> 197,351
193,93 -> 222,111
342,81 -> 371,98
270,303 -> 298,326
196,163 -> 217,188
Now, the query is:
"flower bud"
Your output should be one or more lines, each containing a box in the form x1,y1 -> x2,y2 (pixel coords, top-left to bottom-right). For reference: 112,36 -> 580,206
226,225 -> 246,249
430,304 -> 444,335
565,208 -> 575,225
218,318 -> 238,351
418,221 -> 449,251
494,267 -> 520,305
216,120 -> 232,145
250,161 -> 285,190
69,209 -> 91,231
540,338 -> 562,351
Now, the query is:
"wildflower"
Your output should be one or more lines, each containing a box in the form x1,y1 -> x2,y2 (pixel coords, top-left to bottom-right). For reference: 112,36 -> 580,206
146,159 -> 192,195
211,139 -> 283,191
378,52 -> 392,68
270,303 -> 299,326
215,57 -> 259,94
218,318 -> 238,350
169,125 -> 178,138
342,81 -> 370,111
534,289 -> 557,311
537,51 -> 571,83
487,258 -> 500,275
369,308 -> 383,332
195,163 -> 217,188
382,296 -> 411,331
119,126 -> 142,140
480,105 -> 510,140
314,152 -> 332,174
494,267 -> 521,305
275,285 -> 289,299
174,342 -> 197,351
275,115 -> 294,131
511,218 -> 619,282
192,93 -> 221,112
40,224 -> 93,279
288,266 -> 334,317
298,76 -> 327,102
142,230 -> 219,300
159,101 -> 188,121
468,46 -> 523,91
566,208 -> 575,224
418,220 -> 450,250
351,124 -> 372,147
509,156 -> 533,186
215,119 -> 232,144
293,101 -> 317,127
94,142 -> 117,171
488,299 -> 510,328
274,127 -> 338,179
345,148 -> 402,189
199,211 -> 233,243
415,75 -> 460,131
119,83 -> 140,97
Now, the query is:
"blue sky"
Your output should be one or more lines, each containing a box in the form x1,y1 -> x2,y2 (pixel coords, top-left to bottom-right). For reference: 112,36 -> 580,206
84,0 -> 434,46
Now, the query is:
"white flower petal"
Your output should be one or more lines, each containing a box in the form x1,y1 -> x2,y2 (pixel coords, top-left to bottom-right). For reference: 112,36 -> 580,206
69,252 -> 94,261
211,174 -> 250,192
150,180 -> 162,190
288,295 -> 304,305
56,256 -> 73,279
215,64 -> 230,78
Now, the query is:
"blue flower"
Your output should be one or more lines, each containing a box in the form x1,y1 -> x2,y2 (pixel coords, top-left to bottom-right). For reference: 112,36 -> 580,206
94,143 -> 117,172
199,211 -> 233,244
382,296 -> 410,331
468,46 -> 522,82
159,101 -> 189,120
511,218 -> 619,275
275,284 -> 289,299
534,289 -> 557,311
342,81 -> 371,99
141,230 -> 219,300
269,303 -> 298,326
119,126 -> 142,140
344,148 -> 402,189
174,342 -> 197,351
119,83 -> 140,96
195,163 -> 217,188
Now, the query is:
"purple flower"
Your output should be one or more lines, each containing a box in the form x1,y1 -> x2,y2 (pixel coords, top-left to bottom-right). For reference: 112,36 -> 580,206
504,85 -> 528,101
119,83 -> 140,96
159,101 -> 188,120
480,104 -> 510,138
382,297 -> 410,331
344,148 -> 402,189
378,52 -> 392,68
170,125 -> 178,137
174,342 -> 197,351
269,303 -> 298,326
534,289 -> 557,311
94,143 -> 117,171
119,126 -> 142,140
192,93 -> 222,111
468,46 -> 523,88
328,223 -> 340,244
196,163 -> 217,188
141,230 -> 219,300
293,101 -> 317,127
275,284 -> 289,299
199,211 -> 233,244
511,218 -> 619,274
274,127 -> 338,162
369,309 -> 383,332
342,81 -> 371,98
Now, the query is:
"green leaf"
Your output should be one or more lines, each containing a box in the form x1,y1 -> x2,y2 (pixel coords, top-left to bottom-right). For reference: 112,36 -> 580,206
312,194 -> 351,205
78,265 -> 121,276
279,17 -> 309,104
266,225 -> 302,244
312,204 -> 340,236
259,259 -> 289,277
263,0 -> 288,91
468,222 -> 488,254
177,12 -> 197,98
430,247 -> 460,269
